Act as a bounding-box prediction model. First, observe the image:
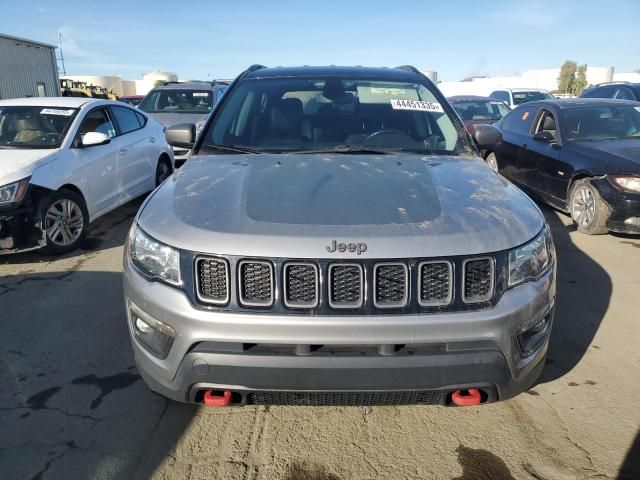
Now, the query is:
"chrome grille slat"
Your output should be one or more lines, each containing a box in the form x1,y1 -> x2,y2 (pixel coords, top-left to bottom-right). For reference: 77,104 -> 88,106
328,264 -> 364,309
374,263 -> 408,308
238,260 -> 274,307
418,261 -> 453,307
195,257 -> 230,305
284,262 -> 319,308
462,257 -> 494,303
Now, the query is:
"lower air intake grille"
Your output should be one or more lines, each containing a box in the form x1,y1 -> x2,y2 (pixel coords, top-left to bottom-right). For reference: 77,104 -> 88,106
246,390 -> 444,406
239,261 -> 273,307
196,257 -> 229,304
374,263 -> 408,308
419,261 -> 452,306
284,263 -> 318,308
329,264 -> 364,309
463,258 -> 494,303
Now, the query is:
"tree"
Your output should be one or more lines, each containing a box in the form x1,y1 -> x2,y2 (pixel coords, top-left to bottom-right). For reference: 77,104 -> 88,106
558,60 -> 577,94
573,64 -> 588,95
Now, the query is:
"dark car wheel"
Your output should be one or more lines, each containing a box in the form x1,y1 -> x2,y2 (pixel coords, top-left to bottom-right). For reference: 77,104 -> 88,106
485,152 -> 499,173
570,179 -> 609,235
155,156 -> 173,186
40,189 -> 89,254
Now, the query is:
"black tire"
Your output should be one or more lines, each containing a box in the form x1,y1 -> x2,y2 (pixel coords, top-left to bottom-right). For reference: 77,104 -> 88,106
39,189 -> 89,255
155,156 -> 173,187
485,152 -> 499,172
569,179 -> 609,235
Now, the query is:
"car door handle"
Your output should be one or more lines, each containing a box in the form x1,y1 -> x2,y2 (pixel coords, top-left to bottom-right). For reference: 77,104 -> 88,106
118,148 -> 128,155
149,137 -> 156,143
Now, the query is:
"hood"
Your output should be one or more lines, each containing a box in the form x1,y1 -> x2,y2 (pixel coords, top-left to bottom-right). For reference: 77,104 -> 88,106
0,148 -> 57,185
138,153 -> 544,258
572,140 -> 640,174
143,112 -> 209,128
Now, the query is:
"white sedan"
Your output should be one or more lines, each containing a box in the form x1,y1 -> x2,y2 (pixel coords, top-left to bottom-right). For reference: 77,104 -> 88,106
0,97 -> 174,254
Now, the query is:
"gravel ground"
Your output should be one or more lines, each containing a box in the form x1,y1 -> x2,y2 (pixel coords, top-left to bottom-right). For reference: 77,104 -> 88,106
0,198 -> 638,480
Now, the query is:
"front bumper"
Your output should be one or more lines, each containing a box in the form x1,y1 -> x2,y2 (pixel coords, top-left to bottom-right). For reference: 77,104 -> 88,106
0,201 -> 45,254
124,256 -> 556,405
595,178 -> 640,234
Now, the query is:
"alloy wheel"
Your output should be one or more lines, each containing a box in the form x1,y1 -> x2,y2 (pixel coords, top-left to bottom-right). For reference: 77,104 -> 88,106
44,199 -> 84,247
572,185 -> 596,227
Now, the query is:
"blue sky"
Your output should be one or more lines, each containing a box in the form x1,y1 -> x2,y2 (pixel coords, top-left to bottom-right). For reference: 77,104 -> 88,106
1,0 -> 638,81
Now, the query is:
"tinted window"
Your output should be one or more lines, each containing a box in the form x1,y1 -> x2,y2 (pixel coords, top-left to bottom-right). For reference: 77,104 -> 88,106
501,106 -> 538,135
452,100 -> 510,120
111,106 -> 142,134
512,91 -> 554,105
491,91 -> 510,103
204,77 -> 467,154
580,86 -> 615,98
0,106 -> 79,149
614,87 -> 637,101
134,111 -> 147,128
78,109 -> 116,139
562,105 -> 640,141
139,89 -> 213,113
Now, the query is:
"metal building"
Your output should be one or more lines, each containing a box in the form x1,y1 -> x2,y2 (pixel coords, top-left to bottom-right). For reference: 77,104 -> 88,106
0,33 -> 60,99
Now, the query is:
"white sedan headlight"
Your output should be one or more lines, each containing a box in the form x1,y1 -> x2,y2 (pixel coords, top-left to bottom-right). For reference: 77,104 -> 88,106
129,225 -> 181,286
508,224 -> 554,287
0,178 -> 30,205
609,175 -> 640,193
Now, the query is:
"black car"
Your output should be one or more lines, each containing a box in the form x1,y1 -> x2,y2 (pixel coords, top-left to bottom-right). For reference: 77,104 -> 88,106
482,98 -> 640,235
580,82 -> 640,101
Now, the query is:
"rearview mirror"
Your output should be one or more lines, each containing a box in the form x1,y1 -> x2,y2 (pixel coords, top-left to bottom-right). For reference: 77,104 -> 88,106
81,131 -> 111,147
166,123 -> 196,149
533,130 -> 555,143
472,124 -> 502,149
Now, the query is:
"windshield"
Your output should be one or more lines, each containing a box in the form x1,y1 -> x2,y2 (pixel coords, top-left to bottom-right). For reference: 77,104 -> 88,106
139,89 -> 213,114
202,76 -> 467,154
0,106 -> 78,149
452,100 -> 510,121
513,91 -> 554,105
563,105 -> 640,141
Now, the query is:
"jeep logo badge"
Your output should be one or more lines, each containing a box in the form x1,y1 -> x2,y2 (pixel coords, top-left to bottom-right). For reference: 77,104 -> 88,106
326,240 -> 367,255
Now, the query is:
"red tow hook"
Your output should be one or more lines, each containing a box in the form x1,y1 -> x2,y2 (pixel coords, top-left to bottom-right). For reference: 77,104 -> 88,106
451,388 -> 482,406
203,390 -> 232,407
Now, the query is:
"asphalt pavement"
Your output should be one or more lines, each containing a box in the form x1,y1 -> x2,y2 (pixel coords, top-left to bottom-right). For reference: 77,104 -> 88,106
1,197 -> 639,480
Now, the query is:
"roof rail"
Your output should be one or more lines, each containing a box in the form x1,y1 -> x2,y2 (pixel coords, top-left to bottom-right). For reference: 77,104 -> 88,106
164,81 -> 182,85
247,64 -> 267,72
595,81 -> 631,87
395,65 -> 422,75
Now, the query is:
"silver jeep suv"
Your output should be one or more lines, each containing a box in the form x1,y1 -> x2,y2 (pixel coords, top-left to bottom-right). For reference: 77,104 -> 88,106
123,65 -> 556,407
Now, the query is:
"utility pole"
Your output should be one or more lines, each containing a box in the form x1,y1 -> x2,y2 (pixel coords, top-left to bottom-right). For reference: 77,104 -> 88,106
57,31 -> 66,76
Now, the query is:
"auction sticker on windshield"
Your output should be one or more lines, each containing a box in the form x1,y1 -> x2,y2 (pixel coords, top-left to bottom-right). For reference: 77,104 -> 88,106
390,99 -> 444,113
41,108 -> 75,116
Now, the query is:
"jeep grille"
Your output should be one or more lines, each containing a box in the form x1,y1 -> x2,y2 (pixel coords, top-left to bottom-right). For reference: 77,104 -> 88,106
328,264 -> 364,309
238,260 -> 274,307
418,261 -> 453,307
195,257 -> 229,305
462,258 -> 494,303
374,263 -> 408,308
284,263 -> 319,308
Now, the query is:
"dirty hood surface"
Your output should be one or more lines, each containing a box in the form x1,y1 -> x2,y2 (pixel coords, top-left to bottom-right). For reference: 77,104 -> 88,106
139,153 -> 544,258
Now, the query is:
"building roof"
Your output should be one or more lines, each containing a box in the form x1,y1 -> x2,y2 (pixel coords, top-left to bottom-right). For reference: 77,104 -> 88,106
0,33 -> 56,49
0,97 -> 102,108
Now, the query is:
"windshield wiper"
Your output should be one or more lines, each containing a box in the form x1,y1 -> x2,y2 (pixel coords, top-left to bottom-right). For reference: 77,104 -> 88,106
286,144 -> 396,155
201,143 -> 262,154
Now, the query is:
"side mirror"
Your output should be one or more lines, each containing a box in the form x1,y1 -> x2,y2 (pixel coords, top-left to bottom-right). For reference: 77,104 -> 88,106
166,123 -> 196,149
81,131 -> 111,147
472,124 -> 502,149
533,130 -> 555,143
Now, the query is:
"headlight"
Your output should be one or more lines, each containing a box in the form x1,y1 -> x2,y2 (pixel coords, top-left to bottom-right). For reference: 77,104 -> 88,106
508,225 -> 554,287
129,225 -> 181,286
609,175 -> 640,193
0,177 -> 30,205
